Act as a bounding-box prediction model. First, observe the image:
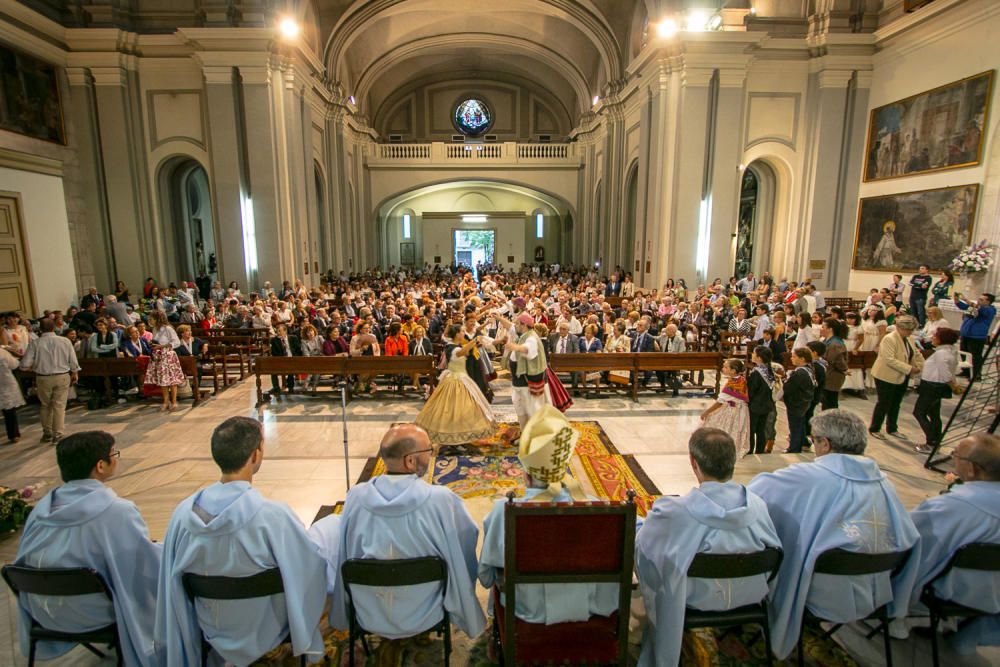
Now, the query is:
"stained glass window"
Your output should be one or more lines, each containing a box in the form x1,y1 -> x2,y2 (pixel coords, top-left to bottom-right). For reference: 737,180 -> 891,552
453,98 -> 493,136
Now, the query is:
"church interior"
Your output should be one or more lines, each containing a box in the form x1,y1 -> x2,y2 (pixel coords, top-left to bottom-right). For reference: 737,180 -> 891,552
1,0 -> 1000,665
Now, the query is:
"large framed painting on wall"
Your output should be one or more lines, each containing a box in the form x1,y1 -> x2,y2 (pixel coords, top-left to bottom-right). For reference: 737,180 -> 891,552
0,43 -> 64,144
852,184 -> 979,272
863,70 -> 993,182
400,242 -> 416,266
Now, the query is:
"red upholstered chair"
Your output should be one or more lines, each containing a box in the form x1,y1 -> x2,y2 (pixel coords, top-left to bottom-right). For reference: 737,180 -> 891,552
492,489 -> 637,666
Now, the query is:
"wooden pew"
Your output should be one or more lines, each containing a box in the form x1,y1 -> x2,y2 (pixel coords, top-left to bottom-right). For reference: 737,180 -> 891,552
633,352 -> 725,398
549,353 -> 636,400
177,355 -> 211,406
253,355 -> 438,408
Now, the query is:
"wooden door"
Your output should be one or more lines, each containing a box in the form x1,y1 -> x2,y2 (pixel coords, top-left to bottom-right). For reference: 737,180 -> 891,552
0,194 -> 36,316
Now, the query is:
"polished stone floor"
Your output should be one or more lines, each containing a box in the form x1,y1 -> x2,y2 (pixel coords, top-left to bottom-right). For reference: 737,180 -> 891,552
0,375 -> 996,666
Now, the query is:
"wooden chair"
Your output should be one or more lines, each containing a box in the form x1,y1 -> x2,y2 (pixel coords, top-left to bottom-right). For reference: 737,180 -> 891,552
797,547 -> 913,667
341,557 -> 451,667
493,490 -> 637,666
684,548 -> 783,667
2,565 -> 122,667
181,568 -> 304,667
920,542 -> 1000,667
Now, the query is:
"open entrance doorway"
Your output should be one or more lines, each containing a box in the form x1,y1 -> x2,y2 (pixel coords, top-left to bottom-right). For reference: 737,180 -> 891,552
454,229 -> 495,271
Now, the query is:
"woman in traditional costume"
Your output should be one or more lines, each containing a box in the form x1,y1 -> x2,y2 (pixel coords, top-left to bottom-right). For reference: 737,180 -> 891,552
699,358 -> 751,457
415,324 -> 496,445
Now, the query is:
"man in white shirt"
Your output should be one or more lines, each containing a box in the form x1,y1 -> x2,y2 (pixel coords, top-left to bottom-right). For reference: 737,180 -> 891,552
21,319 -> 80,443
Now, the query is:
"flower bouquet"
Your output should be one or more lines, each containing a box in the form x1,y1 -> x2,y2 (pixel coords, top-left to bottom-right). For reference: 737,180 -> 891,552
948,240 -> 995,274
0,484 -> 40,533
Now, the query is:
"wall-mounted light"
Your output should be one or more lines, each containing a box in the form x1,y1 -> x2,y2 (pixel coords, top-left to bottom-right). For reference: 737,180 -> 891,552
348,95 -> 356,105
462,214 -> 488,223
738,163 -> 746,171
592,95 -> 600,106
656,19 -> 678,38
278,17 -> 300,39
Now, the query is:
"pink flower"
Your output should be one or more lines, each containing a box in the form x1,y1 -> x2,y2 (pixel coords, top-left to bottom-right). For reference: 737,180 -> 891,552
466,467 -> 482,477
483,471 -> 498,479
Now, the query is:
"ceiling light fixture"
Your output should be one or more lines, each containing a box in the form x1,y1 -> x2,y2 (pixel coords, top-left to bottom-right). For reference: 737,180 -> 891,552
278,17 -> 300,39
462,214 -> 488,223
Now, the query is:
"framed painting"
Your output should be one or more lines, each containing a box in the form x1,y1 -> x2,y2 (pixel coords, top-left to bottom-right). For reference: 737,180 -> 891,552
863,71 -> 993,182
399,242 -> 416,266
0,44 -> 65,144
852,184 -> 979,273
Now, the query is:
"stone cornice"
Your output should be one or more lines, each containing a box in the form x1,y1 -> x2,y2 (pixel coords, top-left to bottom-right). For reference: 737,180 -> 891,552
0,146 -> 62,177
0,0 -> 68,64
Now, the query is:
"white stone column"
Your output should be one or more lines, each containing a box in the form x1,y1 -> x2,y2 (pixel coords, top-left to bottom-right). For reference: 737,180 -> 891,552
200,65 -> 248,289
707,67 -> 749,282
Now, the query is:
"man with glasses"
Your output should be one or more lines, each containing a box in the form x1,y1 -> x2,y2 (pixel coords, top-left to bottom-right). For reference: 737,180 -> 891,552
330,423 -> 486,643
747,409 -> 921,660
12,432 -> 162,665
897,433 -> 1000,650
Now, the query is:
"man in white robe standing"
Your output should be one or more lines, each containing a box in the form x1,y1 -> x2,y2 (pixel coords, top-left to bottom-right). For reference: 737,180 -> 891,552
13,431 -> 162,666
155,416 -> 328,666
748,409 -> 921,659
901,433 -> 1000,653
332,423 -> 486,641
479,405 -> 619,625
505,312 -> 551,432
635,427 -> 782,666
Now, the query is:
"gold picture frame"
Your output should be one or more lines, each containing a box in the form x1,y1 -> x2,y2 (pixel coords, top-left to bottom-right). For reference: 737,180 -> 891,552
862,70 -> 993,182
851,184 -> 979,273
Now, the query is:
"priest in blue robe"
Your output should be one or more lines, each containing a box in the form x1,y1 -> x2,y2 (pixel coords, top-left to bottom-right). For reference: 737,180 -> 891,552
479,405 -> 619,624
13,431 -> 162,666
635,427 -> 782,666
748,409 -> 921,659
155,417 -> 328,666
331,423 -> 486,641
905,433 -> 1000,653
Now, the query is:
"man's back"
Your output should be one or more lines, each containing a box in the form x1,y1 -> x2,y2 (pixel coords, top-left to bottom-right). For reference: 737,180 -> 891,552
332,474 -> 486,640
155,481 -> 326,666
635,481 -> 780,666
15,479 -> 162,666
748,454 -> 920,658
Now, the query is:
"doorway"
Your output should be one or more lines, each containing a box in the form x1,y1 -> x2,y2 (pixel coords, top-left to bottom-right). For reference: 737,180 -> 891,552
0,193 -> 36,316
454,229 -> 495,269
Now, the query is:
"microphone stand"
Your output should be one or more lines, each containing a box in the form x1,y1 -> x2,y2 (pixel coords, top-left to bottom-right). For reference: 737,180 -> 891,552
339,381 -> 351,489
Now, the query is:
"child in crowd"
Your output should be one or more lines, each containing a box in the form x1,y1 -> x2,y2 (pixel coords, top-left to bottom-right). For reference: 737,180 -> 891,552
699,358 -> 750,457
805,340 -> 828,445
783,347 -> 817,453
747,346 -> 776,455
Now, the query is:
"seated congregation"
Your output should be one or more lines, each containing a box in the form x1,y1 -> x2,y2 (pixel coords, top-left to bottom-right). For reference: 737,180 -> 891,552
7,408 -> 1000,666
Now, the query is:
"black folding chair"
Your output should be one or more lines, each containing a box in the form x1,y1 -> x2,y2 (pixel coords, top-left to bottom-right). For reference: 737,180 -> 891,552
684,547 -> 784,667
920,542 -> 1000,667
181,568 -> 304,667
797,547 -> 913,667
1,565 -> 122,667
341,557 -> 450,667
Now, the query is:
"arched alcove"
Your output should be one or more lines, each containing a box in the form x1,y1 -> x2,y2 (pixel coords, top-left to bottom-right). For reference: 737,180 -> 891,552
156,156 -> 217,282
742,159 -> 780,276
593,181 -> 603,264
314,162 -> 329,273
624,163 -> 639,277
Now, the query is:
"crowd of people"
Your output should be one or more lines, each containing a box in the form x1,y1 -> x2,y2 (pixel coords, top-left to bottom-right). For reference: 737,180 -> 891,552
2,261 -> 991,458
4,261 -> 1000,665
11,410 -> 1000,665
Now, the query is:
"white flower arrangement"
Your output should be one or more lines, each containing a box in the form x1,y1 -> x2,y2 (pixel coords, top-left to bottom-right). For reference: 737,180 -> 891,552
948,240 -> 995,275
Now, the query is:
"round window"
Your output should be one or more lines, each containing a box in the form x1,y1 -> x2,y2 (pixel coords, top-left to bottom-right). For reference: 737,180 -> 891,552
453,98 -> 493,136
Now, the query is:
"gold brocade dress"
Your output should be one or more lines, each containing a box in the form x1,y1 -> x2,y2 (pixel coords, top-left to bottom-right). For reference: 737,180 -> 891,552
416,345 -> 496,444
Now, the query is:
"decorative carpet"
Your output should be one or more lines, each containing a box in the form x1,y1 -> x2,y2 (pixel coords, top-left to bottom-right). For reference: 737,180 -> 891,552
284,422 -> 858,666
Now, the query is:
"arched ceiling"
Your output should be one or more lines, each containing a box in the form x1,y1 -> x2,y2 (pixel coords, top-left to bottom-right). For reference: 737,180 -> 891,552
318,0 -> 642,120
378,180 -> 572,219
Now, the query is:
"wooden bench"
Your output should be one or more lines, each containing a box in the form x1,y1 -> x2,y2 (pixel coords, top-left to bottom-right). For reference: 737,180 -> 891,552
17,356 -> 211,407
550,352 -> 725,402
253,355 -> 438,408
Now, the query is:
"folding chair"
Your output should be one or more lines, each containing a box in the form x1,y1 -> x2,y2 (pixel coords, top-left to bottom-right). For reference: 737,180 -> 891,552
1,565 -> 122,667
920,542 -> 1000,667
797,547 -> 913,667
494,489 -> 637,666
684,547 -> 784,666
341,557 -> 451,667
181,568 -> 304,667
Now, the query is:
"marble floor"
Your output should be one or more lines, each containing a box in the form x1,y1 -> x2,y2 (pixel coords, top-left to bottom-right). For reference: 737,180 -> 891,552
0,374 -> 996,666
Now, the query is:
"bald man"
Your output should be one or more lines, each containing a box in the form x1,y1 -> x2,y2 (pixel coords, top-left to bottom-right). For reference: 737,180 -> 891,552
331,424 -> 486,641
899,434 -> 1000,652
